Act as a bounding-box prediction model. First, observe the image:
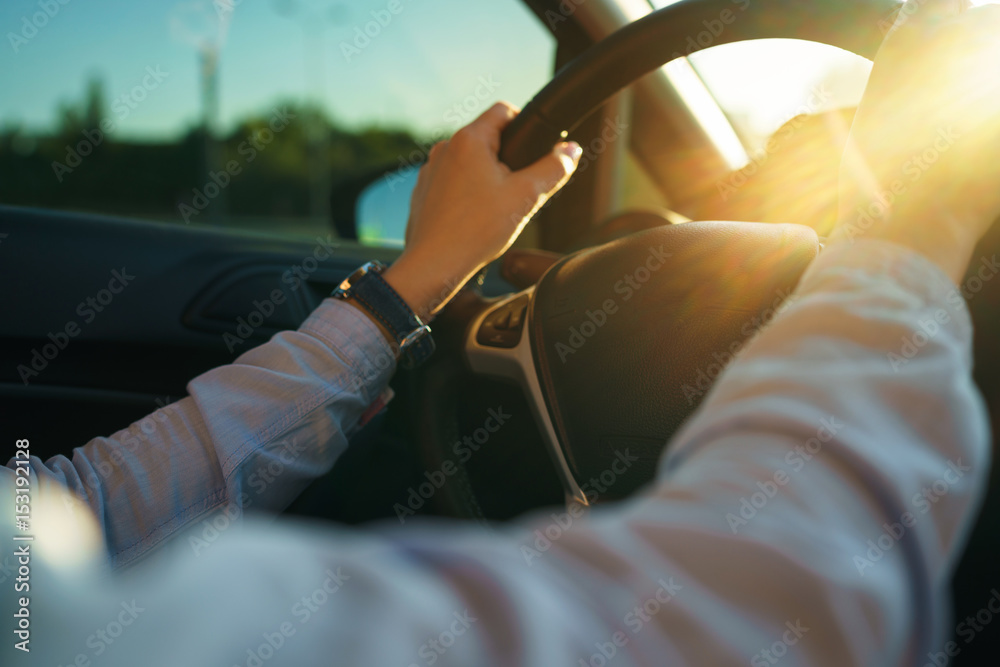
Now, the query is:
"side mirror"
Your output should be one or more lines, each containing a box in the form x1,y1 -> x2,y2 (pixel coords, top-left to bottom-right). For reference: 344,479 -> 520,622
352,166 -> 419,247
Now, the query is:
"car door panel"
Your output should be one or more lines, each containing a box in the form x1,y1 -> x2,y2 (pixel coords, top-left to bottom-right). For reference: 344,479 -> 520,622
0,205 -> 400,458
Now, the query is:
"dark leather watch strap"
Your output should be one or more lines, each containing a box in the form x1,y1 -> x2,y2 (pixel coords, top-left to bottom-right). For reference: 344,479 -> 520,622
333,262 -> 435,368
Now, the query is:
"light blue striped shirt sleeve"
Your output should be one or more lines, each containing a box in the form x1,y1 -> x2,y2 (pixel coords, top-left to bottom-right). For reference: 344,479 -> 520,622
3,298 -> 397,569
1,240 -> 990,666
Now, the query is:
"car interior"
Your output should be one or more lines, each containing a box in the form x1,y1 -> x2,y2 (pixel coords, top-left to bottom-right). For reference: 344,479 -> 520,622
2,0 -> 999,662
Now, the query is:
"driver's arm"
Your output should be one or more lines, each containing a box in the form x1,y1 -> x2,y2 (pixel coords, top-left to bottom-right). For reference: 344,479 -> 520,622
1,298 -> 398,569
3,1 -> 997,665
7,134 -> 987,665
0,105 -> 581,570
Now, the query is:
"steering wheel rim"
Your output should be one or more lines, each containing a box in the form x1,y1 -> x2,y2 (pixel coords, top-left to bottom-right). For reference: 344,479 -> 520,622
500,0 -> 899,170
416,0 -> 899,516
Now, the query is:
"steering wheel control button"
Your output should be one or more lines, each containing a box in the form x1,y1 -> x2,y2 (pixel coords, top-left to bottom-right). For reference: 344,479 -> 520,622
477,294 -> 530,348
508,304 -> 525,330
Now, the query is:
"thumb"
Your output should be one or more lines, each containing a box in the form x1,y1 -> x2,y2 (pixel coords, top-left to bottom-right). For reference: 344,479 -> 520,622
890,0 -> 966,35
515,141 -> 582,199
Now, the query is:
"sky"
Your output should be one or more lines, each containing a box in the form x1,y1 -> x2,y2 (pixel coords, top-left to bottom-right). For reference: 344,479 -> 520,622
6,1 -> 991,146
0,0 -> 556,140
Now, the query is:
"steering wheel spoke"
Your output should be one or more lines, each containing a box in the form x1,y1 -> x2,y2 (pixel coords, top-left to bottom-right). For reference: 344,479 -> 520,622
465,289 -> 590,507
422,0 -> 903,513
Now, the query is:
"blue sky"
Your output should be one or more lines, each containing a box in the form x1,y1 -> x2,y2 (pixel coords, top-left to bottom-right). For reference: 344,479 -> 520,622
0,0 -> 555,140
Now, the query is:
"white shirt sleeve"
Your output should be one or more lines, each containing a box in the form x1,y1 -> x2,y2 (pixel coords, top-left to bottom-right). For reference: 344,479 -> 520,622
1,240 -> 989,667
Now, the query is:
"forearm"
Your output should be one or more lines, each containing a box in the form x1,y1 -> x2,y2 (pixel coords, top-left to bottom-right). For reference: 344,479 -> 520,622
3,298 -> 396,568
5,239 -> 990,667
644,239 -> 990,661
362,238 -> 988,665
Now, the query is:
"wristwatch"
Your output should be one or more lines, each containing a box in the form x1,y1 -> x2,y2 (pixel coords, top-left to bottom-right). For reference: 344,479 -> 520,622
332,261 -> 435,368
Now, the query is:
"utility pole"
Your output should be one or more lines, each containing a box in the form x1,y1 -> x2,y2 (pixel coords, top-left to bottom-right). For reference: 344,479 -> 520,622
273,0 -> 337,226
200,45 -> 225,222
171,2 -> 232,223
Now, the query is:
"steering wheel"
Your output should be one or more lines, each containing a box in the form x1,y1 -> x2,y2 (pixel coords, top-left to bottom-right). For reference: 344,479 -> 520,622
410,0 -> 902,517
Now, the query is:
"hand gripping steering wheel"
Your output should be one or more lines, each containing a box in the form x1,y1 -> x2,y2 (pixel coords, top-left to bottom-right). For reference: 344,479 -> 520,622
412,0 -> 901,515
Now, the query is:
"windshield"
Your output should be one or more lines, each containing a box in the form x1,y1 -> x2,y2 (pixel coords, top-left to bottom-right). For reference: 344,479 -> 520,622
647,0 -> 873,156
0,0 -> 554,242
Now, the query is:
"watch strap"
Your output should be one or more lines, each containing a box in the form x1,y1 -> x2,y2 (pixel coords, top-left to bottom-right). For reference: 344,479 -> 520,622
334,262 -> 435,368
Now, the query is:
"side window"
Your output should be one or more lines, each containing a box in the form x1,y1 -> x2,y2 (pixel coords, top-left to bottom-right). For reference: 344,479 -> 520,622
0,0 -> 555,245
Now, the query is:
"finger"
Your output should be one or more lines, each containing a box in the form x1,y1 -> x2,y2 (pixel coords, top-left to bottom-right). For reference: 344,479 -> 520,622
465,101 -> 519,153
427,140 -> 447,161
515,141 -> 582,200
415,141 -> 445,186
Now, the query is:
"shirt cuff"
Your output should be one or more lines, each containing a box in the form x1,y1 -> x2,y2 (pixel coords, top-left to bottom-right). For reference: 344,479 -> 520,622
298,297 -> 398,406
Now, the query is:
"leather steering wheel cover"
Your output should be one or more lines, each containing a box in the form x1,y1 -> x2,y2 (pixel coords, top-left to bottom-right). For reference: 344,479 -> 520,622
529,222 -> 819,500
500,0 -> 900,170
